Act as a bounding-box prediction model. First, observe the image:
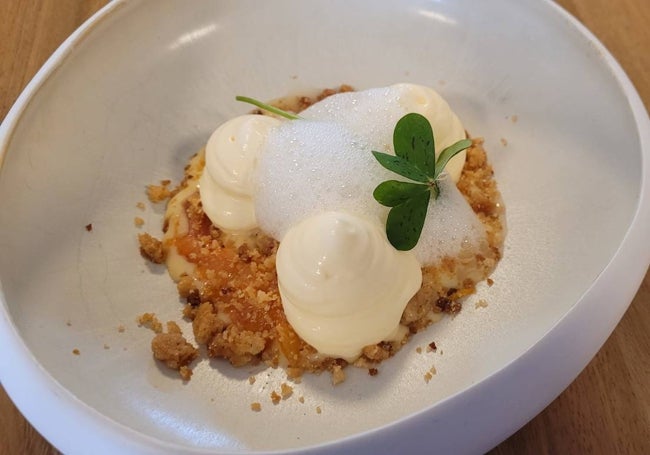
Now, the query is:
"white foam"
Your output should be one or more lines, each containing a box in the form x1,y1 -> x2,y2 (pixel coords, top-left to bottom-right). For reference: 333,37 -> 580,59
414,177 -> 486,264
254,120 -> 392,240
253,85 -> 486,266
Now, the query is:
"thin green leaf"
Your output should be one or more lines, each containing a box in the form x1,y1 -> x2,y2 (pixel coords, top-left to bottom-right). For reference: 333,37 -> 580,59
373,181 -> 429,207
393,113 -> 435,177
372,151 -> 430,183
385,190 -> 431,251
433,138 -> 472,180
235,96 -> 301,120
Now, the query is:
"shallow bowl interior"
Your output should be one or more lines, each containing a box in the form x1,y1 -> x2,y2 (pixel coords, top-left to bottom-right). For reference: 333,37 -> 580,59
0,0 -> 646,453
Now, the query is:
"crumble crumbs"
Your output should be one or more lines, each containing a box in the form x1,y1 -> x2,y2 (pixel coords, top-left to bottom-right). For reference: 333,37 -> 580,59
280,383 -> 294,400
316,406 -> 322,414
424,366 -> 437,383
150,321 -> 198,378
248,376 -> 256,385
136,202 -> 146,210
72,349 -> 80,355
475,299 -> 489,309
85,223 -> 92,232
117,325 -> 125,333
270,391 -> 281,405
134,217 -> 145,227
500,137 -> 508,146
427,341 -> 437,352
416,347 -> 422,354
146,180 -> 172,203
368,368 -> 378,377
487,278 -> 494,286
103,344 -> 110,350
138,232 -> 166,263
251,402 -> 262,412
331,365 -> 346,385
179,365 -> 193,381
298,396 -> 305,404
137,313 -> 163,333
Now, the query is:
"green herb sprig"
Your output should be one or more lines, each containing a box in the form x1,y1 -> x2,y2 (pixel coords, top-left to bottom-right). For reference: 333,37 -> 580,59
372,113 -> 472,251
235,96 -> 301,120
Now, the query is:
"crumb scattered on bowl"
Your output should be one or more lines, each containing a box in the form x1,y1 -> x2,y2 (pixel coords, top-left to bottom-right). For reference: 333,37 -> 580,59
85,223 -> 93,232
475,299 -> 489,309
424,365 -> 437,383
251,402 -> 262,412
280,383 -> 293,399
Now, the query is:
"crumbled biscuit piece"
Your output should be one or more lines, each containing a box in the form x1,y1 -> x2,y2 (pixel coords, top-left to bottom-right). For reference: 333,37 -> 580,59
270,391 -> 281,405
316,406 -> 322,414
85,223 -> 93,232
117,325 -> 125,333
72,349 -> 80,355
138,232 -> 166,263
248,376 -> 256,385
146,182 -> 172,203
368,368 -> 378,377
179,366 -> 193,381
134,216 -> 145,227
251,402 -> 262,412
331,365 -> 346,385
136,313 -> 163,333
136,202 -> 146,210
475,299 -> 489,309
428,341 -> 437,352
280,383 -> 294,399
416,347 -> 422,354
487,278 -> 494,286
424,366 -> 437,383
298,396 -> 305,404
151,323 -> 198,375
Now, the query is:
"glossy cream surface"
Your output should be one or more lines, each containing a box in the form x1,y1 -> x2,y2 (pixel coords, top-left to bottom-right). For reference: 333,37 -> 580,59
199,114 -> 280,231
275,211 -> 422,361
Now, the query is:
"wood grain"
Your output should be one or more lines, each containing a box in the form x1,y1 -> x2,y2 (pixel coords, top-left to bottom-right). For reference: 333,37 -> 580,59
0,1 -> 648,454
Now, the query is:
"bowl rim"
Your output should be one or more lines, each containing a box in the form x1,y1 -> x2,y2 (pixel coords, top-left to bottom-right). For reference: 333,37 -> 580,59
1,0 -> 648,453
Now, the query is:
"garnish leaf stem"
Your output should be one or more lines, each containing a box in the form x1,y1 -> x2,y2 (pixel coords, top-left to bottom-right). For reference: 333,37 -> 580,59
433,138 -> 472,180
235,96 -> 301,120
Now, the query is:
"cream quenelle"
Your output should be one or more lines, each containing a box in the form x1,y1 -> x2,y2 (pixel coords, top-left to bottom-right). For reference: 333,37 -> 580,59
199,114 -> 280,231
275,211 -> 421,361
198,84 -> 485,361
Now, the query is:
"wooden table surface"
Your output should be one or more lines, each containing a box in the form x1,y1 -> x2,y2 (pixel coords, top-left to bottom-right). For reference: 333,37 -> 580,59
1,1 -> 648,454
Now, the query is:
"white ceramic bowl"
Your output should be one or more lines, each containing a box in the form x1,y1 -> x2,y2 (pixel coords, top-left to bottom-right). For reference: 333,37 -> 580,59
1,1 -> 648,453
